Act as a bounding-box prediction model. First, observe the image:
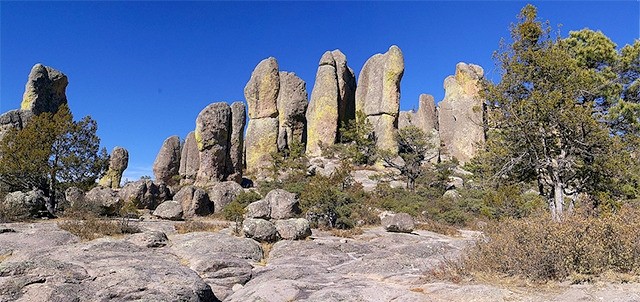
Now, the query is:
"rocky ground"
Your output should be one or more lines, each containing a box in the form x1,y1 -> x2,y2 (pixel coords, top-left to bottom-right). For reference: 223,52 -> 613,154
1,220 -> 640,302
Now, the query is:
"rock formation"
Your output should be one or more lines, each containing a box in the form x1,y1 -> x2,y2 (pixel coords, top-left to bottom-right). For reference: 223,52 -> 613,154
438,62 -> 485,164
228,101 -> 246,183
179,131 -> 200,183
98,146 -> 129,189
306,50 -> 356,157
243,189 -> 309,242
153,135 -> 181,185
173,185 -> 212,218
244,58 -> 280,175
277,72 -> 308,152
355,45 -> 404,154
398,94 -> 440,161
195,103 -> 231,184
119,179 -> 171,210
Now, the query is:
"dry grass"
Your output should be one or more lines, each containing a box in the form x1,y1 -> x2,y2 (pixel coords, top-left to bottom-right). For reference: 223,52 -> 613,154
329,227 -> 364,238
58,217 -> 140,241
0,252 -> 12,263
256,242 -> 274,266
174,221 -> 229,234
415,220 -> 460,237
461,207 -> 640,282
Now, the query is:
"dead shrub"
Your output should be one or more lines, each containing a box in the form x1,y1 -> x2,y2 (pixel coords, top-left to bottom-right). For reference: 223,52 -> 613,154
174,221 -> 229,234
329,227 -> 364,238
58,217 -> 140,241
415,220 -> 460,237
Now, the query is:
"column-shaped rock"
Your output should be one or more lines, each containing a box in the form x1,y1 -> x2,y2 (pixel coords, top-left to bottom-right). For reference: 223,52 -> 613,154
227,101 -> 246,183
244,58 -> 280,175
179,131 -> 200,183
153,135 -> 181,185
195,103 -> 231,184
332,50 -> 357,128
98,147 -> 129,189
438,62 -> 485,164
306,52 -> 339,157
276,72 -> 308,152
355,45 -> 404,154
21,63 -> 68,115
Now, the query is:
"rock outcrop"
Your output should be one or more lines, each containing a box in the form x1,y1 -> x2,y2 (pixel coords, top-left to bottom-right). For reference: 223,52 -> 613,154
153,135 -> 181,186
2,189 -> 46,218
20,63 -> 68,115
398,93 -> 440,161
228,102 -> 246,183
119,179 -> 171,210
85,186 -> 123,215
306,50 -> 356,157
277,72 -> 308,152
243,189 -> 309,242
178,131 -> 200,184
173,185 -> 212,218
207,181 -> 243,213
153,200 -> 184,220
355,45 -> 404,154
381,213 -> 415,233
98,146 -> 129,189
244,58 -> 281,175
438,62 -> 485,164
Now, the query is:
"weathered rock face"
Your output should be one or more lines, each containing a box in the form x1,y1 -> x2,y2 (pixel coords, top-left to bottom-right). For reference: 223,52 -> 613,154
179,131 -> 200,183
2,189 -> 46,218
173,185 -> 212,218
119,179 -> 171,210
85,187 -> 123,215
333,50 -> 357,126
244,58 -> 281,176
398,94 -> 440,161
276,72 -> 308,152
382,213 -> 415,233
274,218 -> 312,240
306,51 -> 339,157
242,218 -> 278,242
195,103 -> 231,184
153,200 -> 183,220
228,102 -> 246,183
98,146 -> 129,189
356,45 -> 404,154
207,181 -> 243,213
438,62 -> 485,164
0,109 -> 32,142
64,186 -> 85,208
20,64 -> 68,115
153,135 -> 181,185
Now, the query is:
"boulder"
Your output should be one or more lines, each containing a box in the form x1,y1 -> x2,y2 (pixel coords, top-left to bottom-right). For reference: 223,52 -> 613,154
443,189 -> 462,201
275,218 -> 312,240
179,131 -> 200,183
173,185 -> 212,218
245,199 -> 270,219
207,181 -> 243,213
438,62 -> 485,164
118,179 -> 170,210
245,117 -> 279,175
242,218 -> 277,242
64,186 -> 85,208
85,187 -> 123,215
153,200 -> 183,220
20,63 -> 68,115
126,230 -> 169,248
276,72 -> 308,152
244,57 -> 280,119
264,189 -> 301,220
446,176 -> 464,190
153,135 -> 181,185
2,189 -> 46,218
195,102 -> 231,185
227,101 -> 246,183
306,51 -> 339,157
355,45 -> 404,154
98,146 -> 129,189
0,109 -> 31,142
381,213 -> 414,233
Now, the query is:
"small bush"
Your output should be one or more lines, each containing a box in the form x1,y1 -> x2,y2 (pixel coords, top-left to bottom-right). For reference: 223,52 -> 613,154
58,217 -> 140,241
463,208 -> 640,281
174,221 -> 228,234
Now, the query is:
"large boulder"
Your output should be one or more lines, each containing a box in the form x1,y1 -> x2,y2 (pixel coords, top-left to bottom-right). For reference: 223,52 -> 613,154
2,189 -> 46,218
355,45 -> 404,154
0,109 -> 31,142
275,218 -> 311,240
153,135 -> 181,186
244,57 -> 280,119
208,181 -> 243,213
438,62 -> 485,164
153,200 -> 183,221
244,199 -> 270,219
119,179 -> 170,210
85,187 -> 123,215
98,146 -> 129,189
179,131 -> 200,183
381,213 -> 415,233
64,186 -> 85,208
173,185 -> 212,218
306,51 -> 340,157
195,102 -> 231,184
264,189 -> 301,220
20,63 -> 68,115
242,218 -> 277,242
276,72 -> 308,152
227,102 -> 246,183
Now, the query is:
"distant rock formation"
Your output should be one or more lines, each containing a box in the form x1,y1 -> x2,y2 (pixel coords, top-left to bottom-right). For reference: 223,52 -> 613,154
195,103 -> 231,184
179,131 -> 200,184
438,62 -> 485,164
98,146 -> 129,189
306,50 -> 356,157
355,45 -> 404,154
277,72 -> 308,153
153,135 -> 181,186
398,94 -> 440,161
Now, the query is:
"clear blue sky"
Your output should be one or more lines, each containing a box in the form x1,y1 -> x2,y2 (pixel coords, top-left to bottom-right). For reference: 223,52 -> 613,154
1,1 -> 638,181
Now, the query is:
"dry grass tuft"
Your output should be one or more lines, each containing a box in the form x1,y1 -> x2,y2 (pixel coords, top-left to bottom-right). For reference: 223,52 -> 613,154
256,242 -> 274,266
329,227 -> 364,238
174,221 -> 229,234
58,217 -> 140,241
415,220 -> 460,237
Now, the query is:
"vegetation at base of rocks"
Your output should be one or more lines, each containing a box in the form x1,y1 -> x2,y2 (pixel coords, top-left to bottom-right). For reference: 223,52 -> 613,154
174,221 -> 229,234
414,221 -> 460,237
379,126 -> 434,191
0,103 -> 108,216
332,110 -> 378,166
58,217 -> 140,241
223,190 -> 262,234
461,206 -> 640,282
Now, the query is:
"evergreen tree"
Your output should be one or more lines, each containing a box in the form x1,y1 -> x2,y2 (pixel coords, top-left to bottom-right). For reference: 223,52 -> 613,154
380,126 -> 432,191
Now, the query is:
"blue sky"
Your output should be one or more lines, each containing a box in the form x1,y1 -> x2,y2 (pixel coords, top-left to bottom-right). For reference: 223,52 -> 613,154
1,1 -> 638,181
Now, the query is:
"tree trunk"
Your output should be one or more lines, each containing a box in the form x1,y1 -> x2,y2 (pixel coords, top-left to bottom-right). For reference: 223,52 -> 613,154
550,170 -> 564,222
46,171 -> 56,217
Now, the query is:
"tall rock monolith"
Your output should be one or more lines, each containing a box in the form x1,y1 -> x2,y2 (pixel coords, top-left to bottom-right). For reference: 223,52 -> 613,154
228,101 -> 246,183
195,103 -> 232,185
179,131 -> 200,184
276,72 -> 308,153
99,146 -> 129,189
399,94 -> 440,162
153,135 -> 181,186
21,63 -> 68,115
